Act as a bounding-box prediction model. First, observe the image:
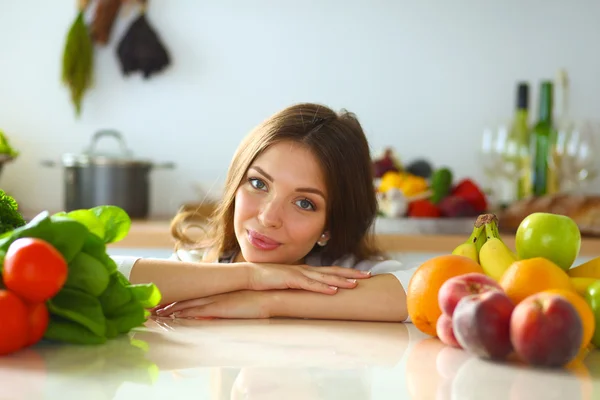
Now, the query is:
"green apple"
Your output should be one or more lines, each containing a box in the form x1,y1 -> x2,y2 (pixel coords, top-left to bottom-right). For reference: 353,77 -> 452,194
515,212 -> 581,271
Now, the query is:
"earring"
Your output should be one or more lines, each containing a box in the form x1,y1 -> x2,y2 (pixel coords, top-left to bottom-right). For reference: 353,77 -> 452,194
317,233 -> 329,247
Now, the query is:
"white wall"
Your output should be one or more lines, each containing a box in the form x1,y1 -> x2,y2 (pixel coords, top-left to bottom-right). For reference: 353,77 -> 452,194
1,0 -> 599,217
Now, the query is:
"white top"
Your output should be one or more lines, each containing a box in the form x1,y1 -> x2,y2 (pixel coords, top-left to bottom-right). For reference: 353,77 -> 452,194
111,250 -> 416,322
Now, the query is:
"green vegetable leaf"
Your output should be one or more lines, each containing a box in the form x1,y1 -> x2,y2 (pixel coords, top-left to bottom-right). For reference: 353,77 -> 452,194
66,209 -> 106,240
65,252 -> 110,296
48,287 -> 107,338
44,315 -> 107,345
81,232 -> 108,261
81,232 -> 118,274
103,255 -> 118,273
105,319 -> 120,339
107,298 -> 147,334
128,283 -> 162,309
0,189 -> 25,235
90,205 -> 131,243
98,272 -> 133,316
46,216 -> 89,262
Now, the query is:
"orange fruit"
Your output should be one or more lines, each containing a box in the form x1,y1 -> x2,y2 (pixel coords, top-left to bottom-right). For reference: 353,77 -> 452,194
542,289 -> 595,351
499,257 -> 574,305
407,254 -> 484,337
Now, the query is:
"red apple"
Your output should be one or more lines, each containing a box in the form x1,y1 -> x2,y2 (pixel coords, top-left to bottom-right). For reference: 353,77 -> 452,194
453,290 -> 515,360
510,292 -> 583,367
438,272 -> 503,317
436,314 -> 461,348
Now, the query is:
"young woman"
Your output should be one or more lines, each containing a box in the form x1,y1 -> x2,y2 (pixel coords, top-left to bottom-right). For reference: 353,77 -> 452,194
112,103 -> 416,322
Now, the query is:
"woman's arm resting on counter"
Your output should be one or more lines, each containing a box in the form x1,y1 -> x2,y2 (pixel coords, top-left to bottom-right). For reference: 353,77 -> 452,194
111,255 -> 375,305
114,256 -> 251,305
268,273 -> 408,322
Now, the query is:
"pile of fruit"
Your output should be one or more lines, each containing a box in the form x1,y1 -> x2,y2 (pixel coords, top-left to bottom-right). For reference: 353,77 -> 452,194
407,210 -> 600,368
0,190 -> 161,357
373,148 -> 487,219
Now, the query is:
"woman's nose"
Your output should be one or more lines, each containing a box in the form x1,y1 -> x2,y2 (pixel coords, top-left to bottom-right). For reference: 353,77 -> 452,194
258,199 -> 283,229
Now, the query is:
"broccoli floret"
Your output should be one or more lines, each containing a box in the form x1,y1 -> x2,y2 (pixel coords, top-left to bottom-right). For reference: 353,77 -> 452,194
0,130 -> 18,159
0,189 -> 25,235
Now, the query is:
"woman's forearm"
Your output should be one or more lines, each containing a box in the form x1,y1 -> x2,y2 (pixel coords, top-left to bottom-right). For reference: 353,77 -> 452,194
129,259 -> 251,304
267,274 -> 408,322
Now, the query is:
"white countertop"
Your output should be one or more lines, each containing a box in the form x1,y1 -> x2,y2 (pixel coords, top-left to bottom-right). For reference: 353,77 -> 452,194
1,317 -> 597,399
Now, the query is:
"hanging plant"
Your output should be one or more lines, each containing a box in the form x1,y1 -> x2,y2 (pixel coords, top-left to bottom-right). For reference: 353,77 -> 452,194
116,0 -> 171,79
61,0 -> 94,117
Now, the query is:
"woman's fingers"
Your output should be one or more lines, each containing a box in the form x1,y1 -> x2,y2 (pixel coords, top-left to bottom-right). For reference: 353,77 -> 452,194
282,265 -> 371,294
155,298 -> 213,316
249,263 -> 371,293
294,276 -> 339,295
302,269 -> 360,290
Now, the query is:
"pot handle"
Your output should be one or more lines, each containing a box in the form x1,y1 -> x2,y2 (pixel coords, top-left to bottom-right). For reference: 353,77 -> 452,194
86,129 -> 133,157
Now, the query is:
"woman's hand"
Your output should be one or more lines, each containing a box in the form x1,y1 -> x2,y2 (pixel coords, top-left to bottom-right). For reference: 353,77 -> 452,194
247,263 -> 371,294
154,290 -> 272,319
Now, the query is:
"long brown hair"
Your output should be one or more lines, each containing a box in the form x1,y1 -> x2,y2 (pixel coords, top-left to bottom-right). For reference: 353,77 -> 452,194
171,103 -> 381,263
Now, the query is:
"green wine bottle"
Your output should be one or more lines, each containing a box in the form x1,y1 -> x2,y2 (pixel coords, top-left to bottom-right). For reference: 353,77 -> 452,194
530,81 -> 559,197
510,83 -> 531,200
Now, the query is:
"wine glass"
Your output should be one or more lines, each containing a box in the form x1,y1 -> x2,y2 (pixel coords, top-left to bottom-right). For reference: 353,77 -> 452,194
555,120 -> 599,192
479,123 -> 523,207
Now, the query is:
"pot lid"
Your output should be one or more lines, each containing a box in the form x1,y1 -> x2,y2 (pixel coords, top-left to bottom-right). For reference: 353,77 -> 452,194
61,129 -> 154,167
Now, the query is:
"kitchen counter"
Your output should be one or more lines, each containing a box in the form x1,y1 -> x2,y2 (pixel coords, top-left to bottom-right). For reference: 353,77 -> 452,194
111,219 -> 600,257
1,317 -> 597,399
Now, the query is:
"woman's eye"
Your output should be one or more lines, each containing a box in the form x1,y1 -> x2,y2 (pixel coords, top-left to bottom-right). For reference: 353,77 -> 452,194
296,198 -> 315,211
249,178 -> 267,190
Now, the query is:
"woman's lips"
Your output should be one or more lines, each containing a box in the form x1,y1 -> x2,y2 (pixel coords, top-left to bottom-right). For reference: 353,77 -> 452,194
247,230 -> 281,251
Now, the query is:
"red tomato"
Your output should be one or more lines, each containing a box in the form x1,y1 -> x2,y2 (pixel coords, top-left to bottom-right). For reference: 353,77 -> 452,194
0,290 -> 29,355
3,238 -> 68,303
26,302 -> 49,347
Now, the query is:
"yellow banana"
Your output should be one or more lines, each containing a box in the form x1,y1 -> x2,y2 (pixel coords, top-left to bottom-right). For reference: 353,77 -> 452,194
478,216 -> 517,281
452,220 -> 486,263
452,241 -> 479,263
569,277 -> 600,296
568,256 -> 600,279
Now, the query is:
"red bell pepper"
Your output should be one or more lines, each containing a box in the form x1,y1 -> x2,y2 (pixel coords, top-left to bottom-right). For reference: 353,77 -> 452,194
408,199 -> 442,218
451,178 -> 487,213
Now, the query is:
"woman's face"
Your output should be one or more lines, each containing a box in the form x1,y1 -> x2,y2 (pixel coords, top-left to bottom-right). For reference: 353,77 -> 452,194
233,141 -> 329,265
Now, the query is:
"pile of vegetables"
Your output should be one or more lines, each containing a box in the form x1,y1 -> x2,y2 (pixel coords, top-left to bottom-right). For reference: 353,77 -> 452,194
0,190 -> 161,356
373,148 -> 489,219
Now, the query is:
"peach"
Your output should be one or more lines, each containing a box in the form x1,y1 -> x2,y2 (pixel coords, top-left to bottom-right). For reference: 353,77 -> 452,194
438,272 -> 503,317
452,290 -> 515,360
510,293 -> 583,368
436,314 -> 461,348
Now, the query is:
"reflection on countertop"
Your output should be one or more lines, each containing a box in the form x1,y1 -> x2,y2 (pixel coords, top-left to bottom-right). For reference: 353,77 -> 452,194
0,318 -> 598,399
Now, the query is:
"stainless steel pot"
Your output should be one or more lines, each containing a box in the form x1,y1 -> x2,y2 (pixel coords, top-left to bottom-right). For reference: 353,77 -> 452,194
42,129 -> 175,219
